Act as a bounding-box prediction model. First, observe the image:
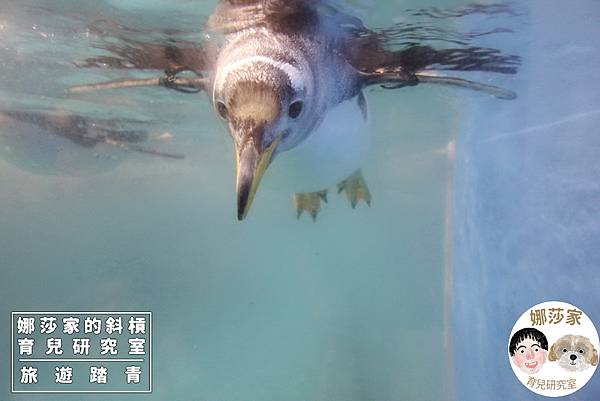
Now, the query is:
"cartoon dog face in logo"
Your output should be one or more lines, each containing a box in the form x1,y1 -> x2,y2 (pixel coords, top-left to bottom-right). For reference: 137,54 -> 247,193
509,328 -> 549,374
549,335 -> 598,372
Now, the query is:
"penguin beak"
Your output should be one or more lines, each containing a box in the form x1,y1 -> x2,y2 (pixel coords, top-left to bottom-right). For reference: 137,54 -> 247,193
235,135 -> 281,220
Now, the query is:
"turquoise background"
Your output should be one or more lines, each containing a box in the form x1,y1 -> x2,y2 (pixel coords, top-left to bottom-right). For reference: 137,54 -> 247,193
0,1 -> 598,400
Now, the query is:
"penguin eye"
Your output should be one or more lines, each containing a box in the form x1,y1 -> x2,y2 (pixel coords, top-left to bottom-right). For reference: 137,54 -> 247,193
216,101 -> 228,120
288,101 -> 303,119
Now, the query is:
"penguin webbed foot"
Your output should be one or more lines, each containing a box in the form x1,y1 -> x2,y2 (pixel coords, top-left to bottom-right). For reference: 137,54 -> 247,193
337,170 -> 371,209
293,190 -> 328,222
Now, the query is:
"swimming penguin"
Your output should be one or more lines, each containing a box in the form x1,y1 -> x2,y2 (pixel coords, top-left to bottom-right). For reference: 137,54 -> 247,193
71,0 -> 519,220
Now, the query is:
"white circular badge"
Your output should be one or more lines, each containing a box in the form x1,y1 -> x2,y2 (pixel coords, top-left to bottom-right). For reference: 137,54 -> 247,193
508,301 -> 599,397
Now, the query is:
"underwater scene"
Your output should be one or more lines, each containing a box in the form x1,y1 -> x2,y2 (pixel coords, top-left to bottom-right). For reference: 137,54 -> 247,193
1,1 -> 598,400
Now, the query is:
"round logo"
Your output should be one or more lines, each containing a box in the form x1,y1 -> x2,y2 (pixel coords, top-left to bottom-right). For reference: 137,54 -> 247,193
508,301 -> 599,397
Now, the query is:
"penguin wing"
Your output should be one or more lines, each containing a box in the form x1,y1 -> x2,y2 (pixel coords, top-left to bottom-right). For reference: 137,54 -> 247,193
70,18 -> 210,94
350,44 -> 519,99
346,15 -> 520,99
78,37 -> 208,73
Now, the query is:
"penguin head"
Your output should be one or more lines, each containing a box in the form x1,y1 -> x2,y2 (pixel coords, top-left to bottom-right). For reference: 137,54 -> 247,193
213,60 -> 314,220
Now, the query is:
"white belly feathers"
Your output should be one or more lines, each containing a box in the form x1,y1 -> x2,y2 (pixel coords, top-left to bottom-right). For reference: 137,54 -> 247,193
264,94 -> 370,193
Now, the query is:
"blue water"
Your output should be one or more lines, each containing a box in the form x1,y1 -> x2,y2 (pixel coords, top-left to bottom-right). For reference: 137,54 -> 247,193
0,1 -> 598,401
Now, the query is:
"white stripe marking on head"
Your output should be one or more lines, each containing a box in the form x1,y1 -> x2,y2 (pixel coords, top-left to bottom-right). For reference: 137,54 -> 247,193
214,56 -> 304,101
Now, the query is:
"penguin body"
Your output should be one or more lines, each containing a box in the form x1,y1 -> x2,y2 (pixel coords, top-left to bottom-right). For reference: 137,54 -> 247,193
74,0 -> 519,219
265,92 -> 369,193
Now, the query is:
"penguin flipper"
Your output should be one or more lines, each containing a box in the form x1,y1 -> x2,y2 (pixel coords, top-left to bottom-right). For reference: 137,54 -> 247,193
360,69 -> 516,100
412,72 -> 516,100
77,31 -> 208,73
67,73 -> 208,95
346,16 -> 519,100
70,17 -> 210,94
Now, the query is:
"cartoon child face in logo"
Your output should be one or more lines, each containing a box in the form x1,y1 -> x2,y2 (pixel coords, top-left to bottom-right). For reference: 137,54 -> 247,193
509,328 -> 549,374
